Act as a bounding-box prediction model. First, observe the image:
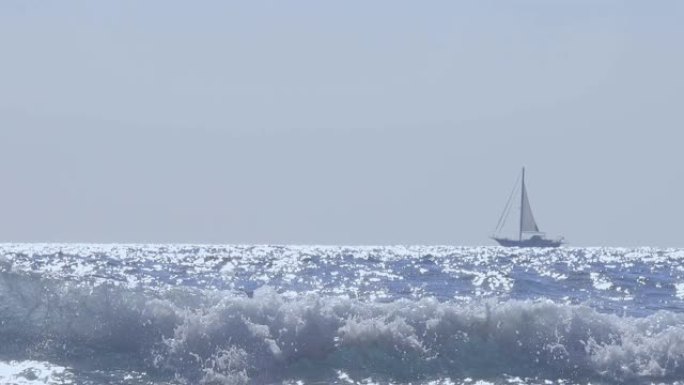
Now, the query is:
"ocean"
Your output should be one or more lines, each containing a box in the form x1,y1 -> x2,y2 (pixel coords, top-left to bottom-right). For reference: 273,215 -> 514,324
1,244 -> 684,385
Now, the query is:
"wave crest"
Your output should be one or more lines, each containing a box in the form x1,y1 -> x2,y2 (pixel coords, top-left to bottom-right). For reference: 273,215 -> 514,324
2,272 -> 684,384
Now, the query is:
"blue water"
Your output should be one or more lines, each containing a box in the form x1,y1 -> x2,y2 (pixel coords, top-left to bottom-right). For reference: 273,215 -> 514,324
1,244 -> 684,384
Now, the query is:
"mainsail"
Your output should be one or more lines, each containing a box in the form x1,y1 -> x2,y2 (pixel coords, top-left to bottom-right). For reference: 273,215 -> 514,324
520,180 -> 539,233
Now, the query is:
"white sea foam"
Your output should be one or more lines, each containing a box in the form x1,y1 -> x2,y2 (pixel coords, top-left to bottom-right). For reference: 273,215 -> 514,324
2,244 -> 684,384
0,360 -> 72,385
590,272 -> 613,291
2,271 -> 684,384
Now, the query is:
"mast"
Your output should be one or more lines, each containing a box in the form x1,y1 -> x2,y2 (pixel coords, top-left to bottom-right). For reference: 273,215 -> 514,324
519,167 -> 525,241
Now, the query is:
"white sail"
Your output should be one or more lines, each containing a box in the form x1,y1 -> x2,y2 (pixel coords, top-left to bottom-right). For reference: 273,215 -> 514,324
520,181 -> 539,233
492,168 -> 562,247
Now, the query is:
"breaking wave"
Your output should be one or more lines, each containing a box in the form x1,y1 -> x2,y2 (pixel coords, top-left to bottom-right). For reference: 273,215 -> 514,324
2,271 -> 684,384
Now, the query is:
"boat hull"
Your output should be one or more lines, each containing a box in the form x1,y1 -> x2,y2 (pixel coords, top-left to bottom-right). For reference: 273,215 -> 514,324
492,236 -> 563,248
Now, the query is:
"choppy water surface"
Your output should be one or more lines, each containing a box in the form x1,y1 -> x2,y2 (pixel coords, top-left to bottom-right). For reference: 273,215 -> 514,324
2,244 -> 684,385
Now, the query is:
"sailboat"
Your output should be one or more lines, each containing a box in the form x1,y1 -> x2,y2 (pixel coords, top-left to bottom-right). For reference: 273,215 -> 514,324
491,168 -> 564,247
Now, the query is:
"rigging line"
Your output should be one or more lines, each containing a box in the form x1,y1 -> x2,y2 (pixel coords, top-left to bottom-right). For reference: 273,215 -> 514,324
496,187 -> 515,234
494,173 -> 521,234
499,190 -> 515,234
495,179 -> 519,234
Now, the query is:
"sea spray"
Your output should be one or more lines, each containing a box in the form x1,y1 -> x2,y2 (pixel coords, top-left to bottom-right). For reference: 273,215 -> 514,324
2,244 -> 684,384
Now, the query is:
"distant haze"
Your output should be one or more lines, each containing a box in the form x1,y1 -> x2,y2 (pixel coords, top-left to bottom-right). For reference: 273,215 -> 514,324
1,1 -> 683,246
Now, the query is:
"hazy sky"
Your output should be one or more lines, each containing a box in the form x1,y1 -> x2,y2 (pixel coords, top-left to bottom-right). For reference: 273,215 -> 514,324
1,1 -> 683,246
